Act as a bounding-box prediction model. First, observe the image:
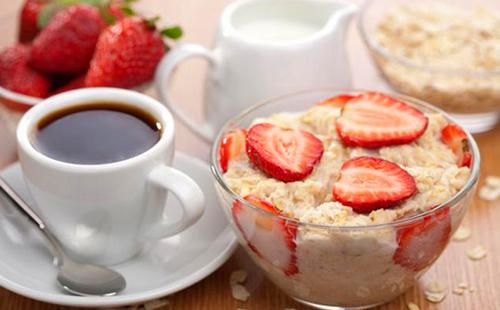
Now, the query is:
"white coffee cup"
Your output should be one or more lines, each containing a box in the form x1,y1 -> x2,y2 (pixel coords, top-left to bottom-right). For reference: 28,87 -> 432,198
16,88 -> 205,265
155,0 -> 356,142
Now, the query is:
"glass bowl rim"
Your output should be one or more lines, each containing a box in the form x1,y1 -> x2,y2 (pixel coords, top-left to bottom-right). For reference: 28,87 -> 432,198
210,88 -> 481,230
357,0 -> 500,78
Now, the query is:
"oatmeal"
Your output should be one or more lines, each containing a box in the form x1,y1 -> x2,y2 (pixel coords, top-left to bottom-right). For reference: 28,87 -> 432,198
224,105 -> 470,225
371,3 -> 500,113
218,92 -> 474,307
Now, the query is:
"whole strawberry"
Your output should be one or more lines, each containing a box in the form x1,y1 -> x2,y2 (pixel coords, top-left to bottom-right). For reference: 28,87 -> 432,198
85,17 -> 167,88
18,0 -> 47,43
29,4 -> 106,74
0,44 -> 51,98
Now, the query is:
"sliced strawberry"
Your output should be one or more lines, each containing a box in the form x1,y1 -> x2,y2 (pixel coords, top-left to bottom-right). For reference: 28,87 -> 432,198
332,156 -> 417,213
317,94 -> 354,107
246,123 -> 324,182
336,92 -> 428,148
441,124 -> 472,168
393,207 -> 451,272
232,195 -> 298,276
219,128 -> 247,173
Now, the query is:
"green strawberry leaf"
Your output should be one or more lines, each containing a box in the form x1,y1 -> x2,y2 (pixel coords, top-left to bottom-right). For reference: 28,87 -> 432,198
120,6 -> 135,16
37,0 -> 118,28
37,2 -> 65,28
161,26 -> 183,40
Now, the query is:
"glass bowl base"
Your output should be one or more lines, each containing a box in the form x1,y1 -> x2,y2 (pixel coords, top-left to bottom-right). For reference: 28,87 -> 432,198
292,297 -> 386,310
450,111 -> 499,134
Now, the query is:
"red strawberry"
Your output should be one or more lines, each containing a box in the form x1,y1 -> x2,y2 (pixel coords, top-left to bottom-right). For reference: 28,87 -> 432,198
49,75 -> 86,96
332,157 -> 417,213
85,17 -> 167,88
0,44 -> 50,98
29,4 -> 106,74
18,0 -> 47,43
232,195 -> 298,276
336,92 -> 428,148
393,207 -> 451,272
246,123 -> 324,182
441,124 -> 472,168
219,128 -> 247,173
317,94 -> 354,107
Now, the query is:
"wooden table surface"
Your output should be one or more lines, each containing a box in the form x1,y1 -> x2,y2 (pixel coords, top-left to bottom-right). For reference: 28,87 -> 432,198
0,0 -> 499,309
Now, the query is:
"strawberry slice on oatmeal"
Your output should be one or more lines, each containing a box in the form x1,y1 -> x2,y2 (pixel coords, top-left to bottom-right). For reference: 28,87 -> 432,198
336,92 -> 428,148
246,123 -> 324,182
232,195 -> 298,276
393,207 -> 451,272
332,156 -> 417,213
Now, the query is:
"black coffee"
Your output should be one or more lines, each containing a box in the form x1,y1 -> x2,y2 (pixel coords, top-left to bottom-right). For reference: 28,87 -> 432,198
32,102 -> 162,165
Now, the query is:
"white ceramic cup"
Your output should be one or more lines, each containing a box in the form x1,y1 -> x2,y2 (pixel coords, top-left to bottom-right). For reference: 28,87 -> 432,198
16,88 -> 205,265
155,0 -> 356,143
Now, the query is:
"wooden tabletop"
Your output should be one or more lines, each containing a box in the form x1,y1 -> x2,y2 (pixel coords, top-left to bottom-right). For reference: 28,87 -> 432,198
1,0 -> 499,309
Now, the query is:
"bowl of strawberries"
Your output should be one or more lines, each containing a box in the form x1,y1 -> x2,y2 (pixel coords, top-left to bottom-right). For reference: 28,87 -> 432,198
0,0 -> 181,132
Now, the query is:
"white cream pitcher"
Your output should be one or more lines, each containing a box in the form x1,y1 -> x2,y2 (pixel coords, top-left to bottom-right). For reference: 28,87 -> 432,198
155,0 -> 357,142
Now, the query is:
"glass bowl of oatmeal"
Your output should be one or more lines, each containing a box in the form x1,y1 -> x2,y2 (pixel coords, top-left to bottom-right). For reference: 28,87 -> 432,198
358,0 -> 500,133
210,89 -> 480,309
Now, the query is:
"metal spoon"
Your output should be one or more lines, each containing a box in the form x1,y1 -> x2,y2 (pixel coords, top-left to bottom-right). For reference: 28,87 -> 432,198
0,176 -> 126,296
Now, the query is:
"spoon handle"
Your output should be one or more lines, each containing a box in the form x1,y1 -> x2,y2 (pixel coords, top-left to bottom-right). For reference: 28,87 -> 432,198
0,176 -> 65,265
0,176 -> 45,228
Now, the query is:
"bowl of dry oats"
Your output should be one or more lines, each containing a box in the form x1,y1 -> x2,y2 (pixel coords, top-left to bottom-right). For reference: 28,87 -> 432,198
358,0 -> 500,133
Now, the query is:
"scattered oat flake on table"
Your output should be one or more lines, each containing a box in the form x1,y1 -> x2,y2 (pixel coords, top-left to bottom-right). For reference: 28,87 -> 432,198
426,280 -> 446,293
469,287 -> 476,292
425,281 -> 446,303
467,245 -> 487,260
452,226 -> 471,241
479,186 -> 500,201
230,269 -> 248,284
407,302 -> 420,310
458,282 -> 468,289
231,283 -> 250,301
425,291 -> 446,303
485,175 -> 500,188
144,298 -> 170,310
453,287 -> 465,295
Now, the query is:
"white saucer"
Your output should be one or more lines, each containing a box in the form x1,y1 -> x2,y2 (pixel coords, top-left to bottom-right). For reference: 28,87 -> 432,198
0,152 -> 237,308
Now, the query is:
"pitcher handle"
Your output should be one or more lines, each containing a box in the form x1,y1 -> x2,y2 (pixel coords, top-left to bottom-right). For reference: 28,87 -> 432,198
155,43 -> 216,143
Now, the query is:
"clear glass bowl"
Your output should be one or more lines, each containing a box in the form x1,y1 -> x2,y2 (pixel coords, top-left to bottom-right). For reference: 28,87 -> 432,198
358,0 -> 500,133
210,89 -> 480,309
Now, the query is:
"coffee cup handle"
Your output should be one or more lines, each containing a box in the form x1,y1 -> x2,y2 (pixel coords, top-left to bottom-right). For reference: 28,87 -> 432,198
155,43 -> 216,143
141,165 -> 205,239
